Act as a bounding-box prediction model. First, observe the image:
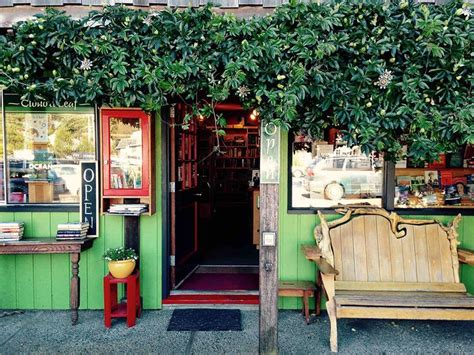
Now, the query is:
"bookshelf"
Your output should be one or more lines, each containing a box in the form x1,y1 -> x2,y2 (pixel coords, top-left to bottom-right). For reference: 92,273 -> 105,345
213,127 -> 260,196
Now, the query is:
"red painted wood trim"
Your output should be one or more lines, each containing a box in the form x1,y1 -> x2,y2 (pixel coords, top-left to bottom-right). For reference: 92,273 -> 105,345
162,294 -> 259,305
101,109 -> 150,197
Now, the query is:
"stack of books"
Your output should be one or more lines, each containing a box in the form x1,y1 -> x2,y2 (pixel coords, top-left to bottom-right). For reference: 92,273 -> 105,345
56,223 -> 90,240
108,204 -> 148,215
0,222 -> 24,241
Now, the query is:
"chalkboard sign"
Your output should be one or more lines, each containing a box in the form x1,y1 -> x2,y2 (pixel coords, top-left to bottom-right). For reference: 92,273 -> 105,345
260,122 -> 280,184
80,161 -> 99,238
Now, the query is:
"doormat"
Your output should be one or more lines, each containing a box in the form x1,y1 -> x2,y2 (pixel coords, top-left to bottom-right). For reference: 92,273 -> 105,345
167,309 -> 242,331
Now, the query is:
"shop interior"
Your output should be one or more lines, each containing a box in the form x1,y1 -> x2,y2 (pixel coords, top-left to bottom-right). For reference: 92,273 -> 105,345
170,104 -> 260,293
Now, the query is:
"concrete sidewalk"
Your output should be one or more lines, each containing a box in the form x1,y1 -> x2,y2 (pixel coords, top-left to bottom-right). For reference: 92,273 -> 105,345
0,309 -> 473,354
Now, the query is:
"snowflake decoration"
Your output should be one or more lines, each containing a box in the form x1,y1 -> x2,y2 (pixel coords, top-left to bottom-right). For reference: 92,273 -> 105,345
374,70 -> 393,89
80,58 -> 93,71
460,8 -> 472,17
84,18 -> 111,28
143,16 -> 153,26
237,86 -> 250,99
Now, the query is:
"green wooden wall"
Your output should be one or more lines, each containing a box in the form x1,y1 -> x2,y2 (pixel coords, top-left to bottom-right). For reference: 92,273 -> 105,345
0,118 -> 163,310
277,131 -> 474,309
1,127 -> 472,311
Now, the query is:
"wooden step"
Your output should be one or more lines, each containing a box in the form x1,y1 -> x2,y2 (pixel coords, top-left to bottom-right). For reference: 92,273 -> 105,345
163,294 -> 259,305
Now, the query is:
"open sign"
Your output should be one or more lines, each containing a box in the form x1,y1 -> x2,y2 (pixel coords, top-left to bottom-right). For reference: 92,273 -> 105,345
80,161 -> 99,238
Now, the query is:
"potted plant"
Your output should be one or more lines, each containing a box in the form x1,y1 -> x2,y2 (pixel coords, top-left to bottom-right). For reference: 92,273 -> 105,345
104,247 -> 138,279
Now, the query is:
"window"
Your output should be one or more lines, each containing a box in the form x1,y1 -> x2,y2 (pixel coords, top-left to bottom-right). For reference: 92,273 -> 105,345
289,131 -> 384,209
394,145 -> 474,209
3,94 -> 95,204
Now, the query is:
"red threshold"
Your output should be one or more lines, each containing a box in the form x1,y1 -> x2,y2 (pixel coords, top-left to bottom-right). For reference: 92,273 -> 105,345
162,294 -> 259,305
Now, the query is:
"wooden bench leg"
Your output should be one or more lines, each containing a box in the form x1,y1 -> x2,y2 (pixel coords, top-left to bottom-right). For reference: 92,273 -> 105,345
321,274 -> 338,352
303,291 -> 310,324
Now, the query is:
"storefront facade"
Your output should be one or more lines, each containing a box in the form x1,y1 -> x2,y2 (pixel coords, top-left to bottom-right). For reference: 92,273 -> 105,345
0,110 -> 472,310
0,2 -> 473,316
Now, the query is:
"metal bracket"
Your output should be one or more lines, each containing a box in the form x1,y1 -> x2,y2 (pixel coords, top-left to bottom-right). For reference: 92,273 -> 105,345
170,255 -> 176,267
169,182 -> 176,193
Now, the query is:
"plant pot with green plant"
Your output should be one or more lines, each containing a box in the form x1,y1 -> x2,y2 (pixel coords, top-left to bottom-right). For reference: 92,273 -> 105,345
104,247 -> 138,279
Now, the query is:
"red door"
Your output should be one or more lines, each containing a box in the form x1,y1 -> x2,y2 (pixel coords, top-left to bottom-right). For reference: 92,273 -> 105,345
169,104 -> 200,288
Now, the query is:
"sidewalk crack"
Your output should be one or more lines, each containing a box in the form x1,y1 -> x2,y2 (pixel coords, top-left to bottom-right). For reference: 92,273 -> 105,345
185,331 -> 196,355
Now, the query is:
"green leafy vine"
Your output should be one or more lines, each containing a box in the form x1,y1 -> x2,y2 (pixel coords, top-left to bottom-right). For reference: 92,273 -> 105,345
0,0 -> 472,162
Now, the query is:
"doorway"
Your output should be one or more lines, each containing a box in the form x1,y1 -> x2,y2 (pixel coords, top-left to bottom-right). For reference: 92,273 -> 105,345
167,104 -> 260,297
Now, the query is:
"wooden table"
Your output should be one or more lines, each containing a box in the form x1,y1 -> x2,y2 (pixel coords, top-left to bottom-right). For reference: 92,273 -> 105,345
0,237 -> 94,325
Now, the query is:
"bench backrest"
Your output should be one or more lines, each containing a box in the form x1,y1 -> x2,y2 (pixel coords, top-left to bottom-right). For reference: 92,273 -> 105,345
315,208 -> 463,292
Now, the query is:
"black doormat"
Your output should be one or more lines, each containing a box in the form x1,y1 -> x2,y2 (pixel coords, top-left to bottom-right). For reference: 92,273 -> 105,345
167,309 -> 242,331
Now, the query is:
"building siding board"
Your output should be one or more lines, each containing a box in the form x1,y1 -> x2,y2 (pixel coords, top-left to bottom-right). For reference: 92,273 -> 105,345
133,0 -> 150,6
30,0 -> 63,5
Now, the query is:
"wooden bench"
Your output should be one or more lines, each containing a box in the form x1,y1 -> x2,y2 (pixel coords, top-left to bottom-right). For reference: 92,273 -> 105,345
278,280 -> 320,324
307,207 -> 474,352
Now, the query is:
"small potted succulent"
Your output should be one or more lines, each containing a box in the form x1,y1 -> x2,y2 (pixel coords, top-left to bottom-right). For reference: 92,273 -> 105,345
104,247 -> 138,278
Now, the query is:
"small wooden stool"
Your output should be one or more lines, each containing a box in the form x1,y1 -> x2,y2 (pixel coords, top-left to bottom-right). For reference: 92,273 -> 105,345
104,270 -> 141,328
278,280 -> 319,324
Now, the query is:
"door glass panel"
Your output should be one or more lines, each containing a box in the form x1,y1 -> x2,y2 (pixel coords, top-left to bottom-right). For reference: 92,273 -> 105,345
109,117 -> 142,189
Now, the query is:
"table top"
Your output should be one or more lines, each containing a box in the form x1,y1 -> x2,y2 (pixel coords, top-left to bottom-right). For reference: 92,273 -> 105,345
0,237 -> 94,254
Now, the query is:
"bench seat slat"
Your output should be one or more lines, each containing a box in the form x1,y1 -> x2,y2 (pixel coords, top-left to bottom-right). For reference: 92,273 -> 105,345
336,306 -> 474,321
335,281 -> 467,293
335,291 -> 474,308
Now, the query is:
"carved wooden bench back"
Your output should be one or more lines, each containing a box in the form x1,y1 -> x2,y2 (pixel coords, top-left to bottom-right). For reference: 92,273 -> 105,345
315,208 -> 462,291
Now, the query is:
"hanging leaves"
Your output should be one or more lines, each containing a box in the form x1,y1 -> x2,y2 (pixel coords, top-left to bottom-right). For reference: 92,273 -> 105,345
0,0 -> 472,162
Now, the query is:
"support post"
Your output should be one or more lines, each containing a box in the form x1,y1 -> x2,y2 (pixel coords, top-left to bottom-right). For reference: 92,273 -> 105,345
259,122 -> 280,354
124,215 -> 140,267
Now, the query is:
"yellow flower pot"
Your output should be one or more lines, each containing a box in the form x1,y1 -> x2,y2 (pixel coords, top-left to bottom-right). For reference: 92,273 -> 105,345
108,259 -> 136,279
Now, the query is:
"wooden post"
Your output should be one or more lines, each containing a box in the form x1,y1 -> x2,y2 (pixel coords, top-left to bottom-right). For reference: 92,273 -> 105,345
124,215 -> 140,267
259,122 -> 280,354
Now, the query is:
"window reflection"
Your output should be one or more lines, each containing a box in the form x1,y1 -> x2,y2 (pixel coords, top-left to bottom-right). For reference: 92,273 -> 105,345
109,118 -> 142,189
5,111 -> 95,204
291,131 -> 383,209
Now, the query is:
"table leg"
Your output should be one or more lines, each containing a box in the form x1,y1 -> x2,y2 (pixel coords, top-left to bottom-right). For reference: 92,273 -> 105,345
70,253 -> 80,325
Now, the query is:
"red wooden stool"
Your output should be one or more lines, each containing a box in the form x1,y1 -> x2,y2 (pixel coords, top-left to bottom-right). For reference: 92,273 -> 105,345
104,270 -> 141,328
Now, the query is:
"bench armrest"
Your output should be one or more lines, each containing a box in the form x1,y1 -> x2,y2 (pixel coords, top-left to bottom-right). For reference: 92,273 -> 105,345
301,244 -> 322,261
458,248 -> 474,266
314,257 -> 339,276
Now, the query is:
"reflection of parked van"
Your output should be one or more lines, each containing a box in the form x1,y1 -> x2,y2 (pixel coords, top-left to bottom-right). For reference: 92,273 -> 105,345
51,165 -> 81,196
304,155 -> 382,200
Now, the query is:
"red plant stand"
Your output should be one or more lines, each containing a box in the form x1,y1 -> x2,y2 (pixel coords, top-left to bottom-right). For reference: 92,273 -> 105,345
103,270 -> 141,328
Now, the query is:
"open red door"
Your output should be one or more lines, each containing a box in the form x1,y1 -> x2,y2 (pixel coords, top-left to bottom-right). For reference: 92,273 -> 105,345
169,104 -> 200,288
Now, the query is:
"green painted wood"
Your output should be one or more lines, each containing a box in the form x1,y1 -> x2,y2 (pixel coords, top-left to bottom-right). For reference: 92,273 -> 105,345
31,213 -> 53,309
86,216 -> 106,309
0,212 -> 16,308
14,212 -> 34,308
50,212 -> 71,309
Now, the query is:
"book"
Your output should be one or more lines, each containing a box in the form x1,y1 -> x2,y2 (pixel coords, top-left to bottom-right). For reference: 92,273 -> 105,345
424,170 -> 439,187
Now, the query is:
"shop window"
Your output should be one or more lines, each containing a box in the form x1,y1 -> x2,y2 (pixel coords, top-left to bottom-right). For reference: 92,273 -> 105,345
394,145 -> 474,209
289,130 -> 384,209
4,99 -> 95,204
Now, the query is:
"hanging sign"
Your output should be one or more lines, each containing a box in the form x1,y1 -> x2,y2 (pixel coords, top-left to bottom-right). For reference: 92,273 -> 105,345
80,161 -> 99,238
260,122 -> 281,184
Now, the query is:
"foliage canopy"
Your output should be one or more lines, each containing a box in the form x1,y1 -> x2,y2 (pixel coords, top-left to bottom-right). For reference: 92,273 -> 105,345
0,0 -> 472,161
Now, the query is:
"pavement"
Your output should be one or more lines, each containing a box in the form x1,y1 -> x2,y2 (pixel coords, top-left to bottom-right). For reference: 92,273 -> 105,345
0,308 -> 473,354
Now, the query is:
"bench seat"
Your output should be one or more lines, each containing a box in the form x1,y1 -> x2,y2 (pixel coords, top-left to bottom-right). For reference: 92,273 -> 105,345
308,208 -> 474,352
335,291 -> 474,309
